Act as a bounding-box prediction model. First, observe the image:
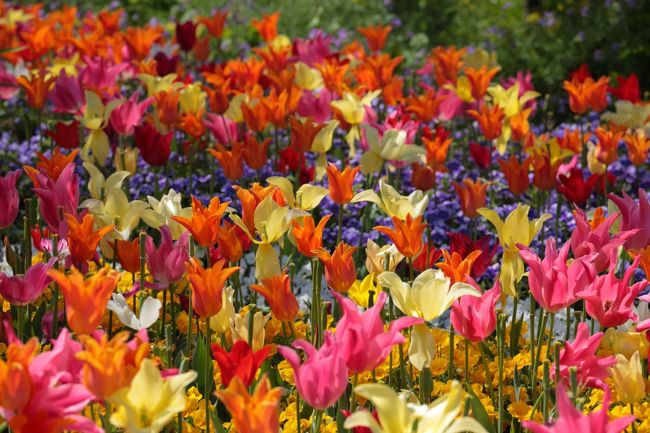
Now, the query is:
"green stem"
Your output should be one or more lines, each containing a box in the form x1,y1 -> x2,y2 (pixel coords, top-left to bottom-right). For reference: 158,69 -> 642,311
205,316 -> 212,433
497,315 -> 505,433
336,205 -> 343,245
448,328 -> 455,380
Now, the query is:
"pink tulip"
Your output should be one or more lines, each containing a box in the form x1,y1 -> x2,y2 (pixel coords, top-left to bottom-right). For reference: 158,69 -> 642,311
570,209 -> 637,273
0,169 -> 21,229
554,322 -> 615,388
0,63 -> 18,100
204,113 -> 239,145
296,90 -> 334,123
277,332 -> 348,410
331,290 -> 422,374
451,280 -> 500,342
577,256 -> 647,328
145,225 -> 189,290
78,56 -> 129,97
608,188 -> 650,250
31,163 -> 79,233
110,94 -> 153,136
0,259 -> 56,305
518,238 -> 595,312
48,70 -> 85,115
0,328 -> 100,433
293,31 -> 331,66
523,384 -> 634,433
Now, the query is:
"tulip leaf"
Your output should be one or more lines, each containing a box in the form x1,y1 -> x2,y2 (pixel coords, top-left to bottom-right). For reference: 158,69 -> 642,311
191,334 -> 214,397
467,386 -> 497,433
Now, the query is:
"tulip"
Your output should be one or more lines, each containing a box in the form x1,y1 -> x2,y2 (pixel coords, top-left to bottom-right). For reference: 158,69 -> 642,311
200,10 -> 229,39
209,143 -> 245,181
357,25 -> 391,51
0,260 -> 55,306
554,322 -> 616,388
451,281 -> 500,342
64,213 -> 114,265
353,180 -> 429,220
365,239 -> 404,274
603,328 -> 649,360
610,351 -> 645,405
145,226 -> 189,290
469,142 -> 491,169
332,290 -> 422,374
231,310 -> 270,351
278,333 -> 348,410
374,214 -> 427,258
523,385 -> 633,433
467,104 -> 504,141
107,294 -> 161,331
557,168 -> 598,207
110,94 -> 153,136
211,340 -> 271,388
108,359 -> 197,433
436,249 -> 482,284
267,176 -> 328,211
331,91 -> 380,153
577,256 -> 647,328
78,91 -> 122,165
0,169 -> 21,230
624,131 -> 650,166
46,120 -> 81,150
360,126 -> 425,175
134,122 -> 173,167
76,330 -> 150,400
172,196 -> 230,247
453,178 -> 488,218
291,214 -> 331,257
214,220 -> 249,263
175,20 -> 197,52
17,71 -> 54,109
48,266 -> 119,335
48,70 -> 84,114
563,76 -> 609,114
316,242 -> 358,293
448,232 -> 497,279
251,272 -> 299,322
326,163 -> 360,205
610,73 -> 640,103
498,156 -> 531,196
518,238 -> 595,313
141,189 -> 192,240
570,208 -> 636,273
608,188 -> 650,250
209,287 -> 236,334
185,258 -> 239,318
31,163 -> 80,233
216,375 -> 283,433
478,204 -> 550,297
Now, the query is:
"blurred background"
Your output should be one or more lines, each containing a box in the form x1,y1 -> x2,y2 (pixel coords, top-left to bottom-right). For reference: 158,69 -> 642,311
63,0 -> 650,95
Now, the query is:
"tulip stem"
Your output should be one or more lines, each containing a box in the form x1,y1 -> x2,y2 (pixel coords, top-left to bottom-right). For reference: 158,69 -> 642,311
51,234 -> 60,338
497,315 -> 505,433
630,403 -> 637,433
447,328 -> 455,380
188,238 -> 195,358
312,410 -> 323,433
565,306 -> 571,342
336,205 -> 343,245
478,342 -> 496,405
532,310 -> 548,401
464,338 -> 470,392
205,316 -> 212,433
296,393 -> 301,433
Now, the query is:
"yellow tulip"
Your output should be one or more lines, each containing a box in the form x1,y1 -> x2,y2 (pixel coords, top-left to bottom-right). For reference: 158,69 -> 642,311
50,53 -> 81,77
83,162 -> 130,200
353,180 -> 429,220
231,310 -> 270,351
365,239 -> 403,275
477,204 -> 550,297
141,189 -> 193,240
108,358 -> 197,433
294,62 -> 323,90
139,73 -> 184,96
348,273 -> 379,308
462,47 -> 498,69
82,187 -> 149,240
330,90 -> 381,155
586,141 -> 607,175
267,177 -> 328,211
604,328 -> 649,360
179,83 -> 207,114
610,351 -> 646,405
488,83 -> 539,119
224,93 -> 249,123
602,100 -> 650,129
312,120 -> 340,180
114,146 -> 139,175
359,126 -> 425,175
409,323 -> 437,371
209,287 -> 236,334
77,91 -> 123,164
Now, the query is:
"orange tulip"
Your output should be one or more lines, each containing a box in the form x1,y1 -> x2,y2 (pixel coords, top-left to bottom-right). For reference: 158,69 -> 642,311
467,104 -> 504,141
32,148 -> 79,181
185,258 -> 239,318
630,246 -> 650,279
48,267 -> 119,335
241,101 -> 271,132
436,249 -> 482,284
317,242 -> 357,294
251,12 -> 280,42
625,131 -> 650,166
154,90 -> 180,126
251,272 -> 299,322
563,76 -> 609,114
558,128 -> 582,154
76,331 -> 150,400
316,57 -> 350,95
430,45 -> 466,86
116,238 -> 140,274
423,131 -> 452,168
123,26 -> 163,60
65,213 -> 114,265
357,25 -> 392,51
291,214 -> 331,257
289,116 -> 325,154
98,9 -> 122,34
17,72 -> 54,110
172,196 -> 230,247
592,127 -> 623,165
326,163 -> 360,205
178,111 -> 206,139
405,88 -> 446,122
354,54 -> 403,91
510,108 -> 532,142
498,156 -> 531,196
216,375 -> 283,433
216,220 -> 246,263
234,184 -> 284,236
410,162 -> 436,191
453,178 -> 488,218
0,338 -> 38,415
205,81 -> 231,115
243,135 -> 271,170
225,58 -> 265,91
209,143 -> 245,181
374,214 -> 426,258
531,154 -> 561,191
200,10 -> 229,39
464,66 -> 500,101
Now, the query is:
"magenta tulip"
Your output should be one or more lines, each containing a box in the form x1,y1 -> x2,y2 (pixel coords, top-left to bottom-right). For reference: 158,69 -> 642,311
450,280 -> 500,342
0,169 -> 20,229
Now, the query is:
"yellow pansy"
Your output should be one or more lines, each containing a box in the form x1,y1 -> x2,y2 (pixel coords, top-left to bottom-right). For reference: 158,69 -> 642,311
353,180 -> 429,220
477,204 -> 550,297
359,125 -> 425,175
108,358 -> 197,433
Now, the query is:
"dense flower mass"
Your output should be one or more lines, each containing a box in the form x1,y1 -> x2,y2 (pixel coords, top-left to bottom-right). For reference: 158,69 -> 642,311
1,3 -> 650,433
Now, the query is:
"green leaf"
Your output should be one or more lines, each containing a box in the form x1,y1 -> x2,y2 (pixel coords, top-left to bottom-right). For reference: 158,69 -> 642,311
467,385 -> 496,433
191,334 -> 214,397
